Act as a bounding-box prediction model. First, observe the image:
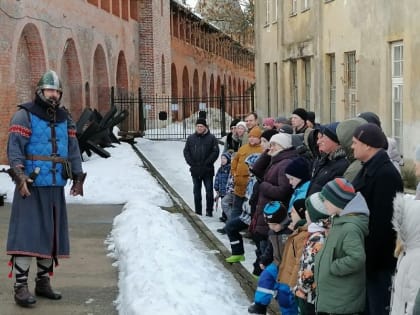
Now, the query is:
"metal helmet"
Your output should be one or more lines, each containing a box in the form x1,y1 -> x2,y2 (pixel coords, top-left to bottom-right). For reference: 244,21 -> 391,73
36,70 -> 63,93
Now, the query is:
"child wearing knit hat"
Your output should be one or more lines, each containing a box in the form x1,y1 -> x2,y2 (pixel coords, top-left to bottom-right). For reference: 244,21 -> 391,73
314,178 -> 370,314
248,201 -> 295,315
263,117 -> 276,130
294,192 -> 330,314
214,152 -> 232,222
285,157 -> 311,213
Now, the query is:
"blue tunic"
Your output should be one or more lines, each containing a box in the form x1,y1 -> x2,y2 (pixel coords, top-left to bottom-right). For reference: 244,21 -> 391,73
7,103 -> 83,259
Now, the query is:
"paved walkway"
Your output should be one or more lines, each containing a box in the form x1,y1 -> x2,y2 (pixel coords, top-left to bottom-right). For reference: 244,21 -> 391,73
0,203 -> 121,315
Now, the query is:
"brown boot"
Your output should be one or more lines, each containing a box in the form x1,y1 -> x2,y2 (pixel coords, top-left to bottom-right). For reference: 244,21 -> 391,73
14,284 -> 36,307
35,277 -> 62,300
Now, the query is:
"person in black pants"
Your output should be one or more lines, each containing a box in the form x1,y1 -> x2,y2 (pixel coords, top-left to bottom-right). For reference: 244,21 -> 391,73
183,118 -> 220,216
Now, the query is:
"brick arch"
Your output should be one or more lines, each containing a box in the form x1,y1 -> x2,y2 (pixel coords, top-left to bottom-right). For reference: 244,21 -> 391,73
171,63 -> 178,98
182,66 -> 190,116
209,74 -> 214,99
216,75 -> 221,97
201,72 -> 207,99
93,45 -> 109,114
15,23 -> 47,104
193,69 -> 199,113
116,51 -> 129,96
61,38 -> 83,120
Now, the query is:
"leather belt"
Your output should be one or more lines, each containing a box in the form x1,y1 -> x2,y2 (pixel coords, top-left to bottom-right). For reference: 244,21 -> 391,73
26,155 -> 67,163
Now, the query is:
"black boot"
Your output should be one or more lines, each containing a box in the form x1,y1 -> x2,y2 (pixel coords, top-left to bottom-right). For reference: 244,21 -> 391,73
248,302 -> 267,315
14,284 -> 36,307
35,277 -> 62,300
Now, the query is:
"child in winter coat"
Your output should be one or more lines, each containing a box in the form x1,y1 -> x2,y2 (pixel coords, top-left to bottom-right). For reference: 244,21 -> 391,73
247,200 -> 290,315
294,193 -> 330,315
314,178 -> 369,314
390,193 -> 420,315
225,153 -> 261,263
284,156 -> 311,213
214,152 -> 231,222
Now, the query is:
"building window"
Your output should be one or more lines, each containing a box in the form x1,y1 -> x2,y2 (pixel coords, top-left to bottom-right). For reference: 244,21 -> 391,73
291,60 -> 298,109
391,41 -> 403,151
302,0 -> 310,11
291,0 -> 297,16
344,51 -> 357,119
304,58 -> 311,110
328,54 -> 336,121
265,0 -> 269,25
272,0 -> 278,22
273,62 -> 279,114
265,63 -> 271,113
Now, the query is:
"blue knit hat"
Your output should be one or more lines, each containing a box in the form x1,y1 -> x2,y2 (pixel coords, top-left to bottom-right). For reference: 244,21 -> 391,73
322,122 -> 340,144
263,201 -> 288,224
222,152 -> 231,163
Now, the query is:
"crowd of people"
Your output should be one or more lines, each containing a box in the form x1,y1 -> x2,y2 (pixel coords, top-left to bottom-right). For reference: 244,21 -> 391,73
184,108 -> 420,315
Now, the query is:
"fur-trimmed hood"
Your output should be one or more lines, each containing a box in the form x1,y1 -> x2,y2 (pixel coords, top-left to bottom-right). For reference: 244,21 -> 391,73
393,193 -> 420,250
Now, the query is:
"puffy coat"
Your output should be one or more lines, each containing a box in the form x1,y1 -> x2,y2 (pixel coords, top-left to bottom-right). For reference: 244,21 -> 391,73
231,143 -> 263,197
250,148 -> 297,237
314,192 -> 369,314
390,193 -> 420,315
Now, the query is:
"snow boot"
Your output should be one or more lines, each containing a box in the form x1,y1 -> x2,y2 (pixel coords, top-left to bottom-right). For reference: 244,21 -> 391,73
35,277 -> 62,300
14,284 -> 36,307
248,302 -> 267,315
225,254 -> 245,263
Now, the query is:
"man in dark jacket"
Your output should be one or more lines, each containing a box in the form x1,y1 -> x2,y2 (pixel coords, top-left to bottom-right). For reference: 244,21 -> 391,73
351,123 -> 404,315
183,118 -> 220,216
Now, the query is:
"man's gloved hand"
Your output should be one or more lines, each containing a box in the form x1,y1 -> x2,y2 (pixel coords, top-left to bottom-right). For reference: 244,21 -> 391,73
70,172 -> 87,196
7,167 -> 32,197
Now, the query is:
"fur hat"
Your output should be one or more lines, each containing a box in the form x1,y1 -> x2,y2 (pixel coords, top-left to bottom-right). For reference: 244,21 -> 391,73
261,129 -> 278,141
357,112 -> 381,128
320,178 -> 356,209
353,123 -> 387,149
230,118 -> 241,128
285,157 -> 310,182
293,199 -> 307,219
270,133 -> 292,149
322,122 -> 340,144
306,193 -> 330,222
263,201 -> 288,224
248,127 -> 262,139
292,108 -> 308,121
236,121 -> 247,130
195,118 -> 207,127
263,117 -> 275,128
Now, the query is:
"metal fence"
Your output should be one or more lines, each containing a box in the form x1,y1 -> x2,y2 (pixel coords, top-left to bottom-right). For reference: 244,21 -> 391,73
111,86 -> 254,140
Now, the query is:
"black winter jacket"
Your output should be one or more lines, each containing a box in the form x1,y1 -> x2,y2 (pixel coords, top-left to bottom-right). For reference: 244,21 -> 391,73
183,130 -> 219,178
352,149 -> 403,272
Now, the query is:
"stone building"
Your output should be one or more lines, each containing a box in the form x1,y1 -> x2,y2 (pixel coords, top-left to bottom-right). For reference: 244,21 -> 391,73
0,0 -> 254,162
254,0 -> 420,160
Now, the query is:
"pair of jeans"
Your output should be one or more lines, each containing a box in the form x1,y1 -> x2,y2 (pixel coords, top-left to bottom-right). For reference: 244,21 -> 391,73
230,194 -> 245,220
364,269 -> 393,315
192,175 -> 214,215
221,192 -> 234,220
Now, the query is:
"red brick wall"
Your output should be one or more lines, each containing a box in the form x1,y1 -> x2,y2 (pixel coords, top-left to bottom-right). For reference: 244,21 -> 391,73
0,0 -> 139,163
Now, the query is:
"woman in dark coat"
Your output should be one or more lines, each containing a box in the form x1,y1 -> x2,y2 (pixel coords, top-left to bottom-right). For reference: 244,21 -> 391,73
249,133 -> 298,275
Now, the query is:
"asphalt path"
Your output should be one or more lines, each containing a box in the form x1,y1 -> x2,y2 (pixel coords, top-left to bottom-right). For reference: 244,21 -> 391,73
0,203 -> 121,315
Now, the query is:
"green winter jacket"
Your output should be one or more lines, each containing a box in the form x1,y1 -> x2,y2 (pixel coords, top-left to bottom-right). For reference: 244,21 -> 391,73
314,192 -> 369,314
